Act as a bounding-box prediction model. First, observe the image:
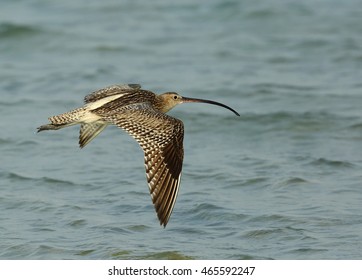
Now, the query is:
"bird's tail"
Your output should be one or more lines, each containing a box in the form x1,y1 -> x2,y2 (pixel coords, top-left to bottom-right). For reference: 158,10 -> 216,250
37,107 -> 86,133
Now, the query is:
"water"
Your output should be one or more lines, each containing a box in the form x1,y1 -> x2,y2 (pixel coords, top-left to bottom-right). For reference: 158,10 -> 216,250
1,0 -> 362,259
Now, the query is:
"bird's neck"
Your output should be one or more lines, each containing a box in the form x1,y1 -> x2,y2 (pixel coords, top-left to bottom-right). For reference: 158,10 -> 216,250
154,95 -> 174,113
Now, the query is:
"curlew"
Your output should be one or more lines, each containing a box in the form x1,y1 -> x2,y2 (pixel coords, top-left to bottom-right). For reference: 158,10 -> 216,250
37,84 -> 239,227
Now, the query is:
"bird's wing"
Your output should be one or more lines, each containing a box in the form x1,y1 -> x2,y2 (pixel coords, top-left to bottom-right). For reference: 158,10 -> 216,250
96,105 -> 184,227
79,122 -> 108,148
84,84 -> 141,104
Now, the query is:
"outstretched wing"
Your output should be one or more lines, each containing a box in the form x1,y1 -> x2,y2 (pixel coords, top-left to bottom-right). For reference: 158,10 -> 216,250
95,105 -> 184,227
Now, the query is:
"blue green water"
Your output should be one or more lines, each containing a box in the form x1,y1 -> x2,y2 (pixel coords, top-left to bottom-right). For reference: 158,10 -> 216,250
1,0 -> 362,259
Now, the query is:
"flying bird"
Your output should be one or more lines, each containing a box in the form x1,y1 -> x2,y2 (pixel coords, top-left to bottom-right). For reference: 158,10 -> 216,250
37,84 -> 239,227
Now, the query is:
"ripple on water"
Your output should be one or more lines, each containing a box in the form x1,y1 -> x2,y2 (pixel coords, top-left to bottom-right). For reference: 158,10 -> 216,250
309,158 -> 355,169
0,22 -> 41,39
75,249 -> 96,256
348,122 -> 362,130
189,203 -> 248,224
111,250 -> 131,258
1,171 -> 82,188
246,214 -> 296,224
241,177 -> 270,186
140,251 -> 194,260
273,177 -> 310,188
67,219 -> 88,228
0,138 -> 12,145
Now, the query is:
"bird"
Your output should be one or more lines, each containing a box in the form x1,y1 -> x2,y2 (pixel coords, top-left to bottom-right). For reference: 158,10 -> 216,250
37,84 -> 240,227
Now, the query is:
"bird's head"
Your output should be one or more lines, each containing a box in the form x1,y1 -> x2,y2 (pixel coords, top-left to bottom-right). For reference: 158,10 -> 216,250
156,92 -> 184,113
157,92 -> 240,116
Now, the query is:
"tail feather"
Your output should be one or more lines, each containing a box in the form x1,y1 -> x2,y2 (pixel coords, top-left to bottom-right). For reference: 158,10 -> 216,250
37,123 -> 70,132
48,107 -> 86,125
37,106 -> 106,147
37,107 -> 87,133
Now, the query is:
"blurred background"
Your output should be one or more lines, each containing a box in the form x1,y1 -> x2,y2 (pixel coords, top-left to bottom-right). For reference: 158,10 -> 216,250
1,0 -> 361,259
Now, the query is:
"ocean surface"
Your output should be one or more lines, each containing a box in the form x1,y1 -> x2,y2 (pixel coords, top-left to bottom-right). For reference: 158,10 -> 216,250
1,0 -> 362,260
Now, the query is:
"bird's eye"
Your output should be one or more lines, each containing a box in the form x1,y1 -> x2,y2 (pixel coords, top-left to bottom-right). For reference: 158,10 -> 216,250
173,95 -> 178,100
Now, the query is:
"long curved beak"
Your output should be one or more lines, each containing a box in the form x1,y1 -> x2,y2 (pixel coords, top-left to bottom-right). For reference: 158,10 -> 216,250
182,96 -> 240,116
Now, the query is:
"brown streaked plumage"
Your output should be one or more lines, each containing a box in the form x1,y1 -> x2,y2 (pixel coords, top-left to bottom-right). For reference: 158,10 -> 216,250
37,84 -> 239,227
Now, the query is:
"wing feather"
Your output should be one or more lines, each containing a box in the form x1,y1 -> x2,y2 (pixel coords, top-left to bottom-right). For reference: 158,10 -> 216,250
84,84 -> 141,104
95,105 -> 184,227
79,122 -> 108,148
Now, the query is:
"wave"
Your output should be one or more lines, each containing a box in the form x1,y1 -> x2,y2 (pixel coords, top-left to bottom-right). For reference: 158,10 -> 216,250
139,251 -> 194,260
1,171 -> 77,186
0,138 -> 12,145
309,158 -> 355,169
189,203 -> 248,223
348,122 -> 362,130
0,22 -> 41,39
254,82 -> 318,92
274,177 -> 310,188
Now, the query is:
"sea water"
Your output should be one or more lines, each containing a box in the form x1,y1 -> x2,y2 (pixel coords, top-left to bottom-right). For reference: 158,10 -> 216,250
1,0 -> 362,259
